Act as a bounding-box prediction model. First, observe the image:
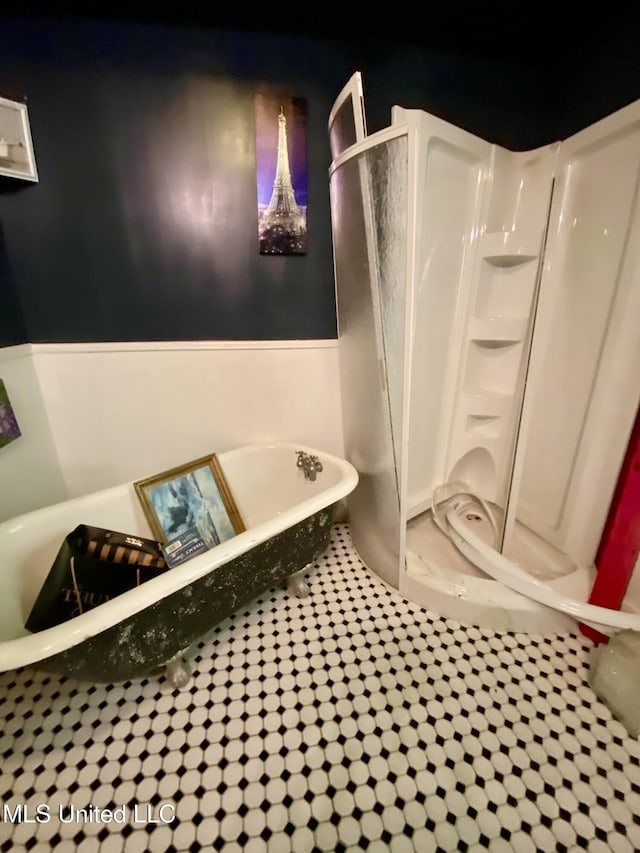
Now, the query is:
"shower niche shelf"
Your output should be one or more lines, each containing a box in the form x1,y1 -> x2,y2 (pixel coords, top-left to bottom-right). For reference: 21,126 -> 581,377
466,414 -> 502,439
452,391 -> 513,461
480,231 -> 538,266
459,230 -> 540,477
468,316 -> 528,344
464,340 -> 523,394
475,258 -> 538,320
464,390 -> 513,417
444,224 -> 545,506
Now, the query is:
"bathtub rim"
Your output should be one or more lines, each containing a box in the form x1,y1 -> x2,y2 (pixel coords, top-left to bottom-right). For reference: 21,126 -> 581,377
0,441 -> 358,673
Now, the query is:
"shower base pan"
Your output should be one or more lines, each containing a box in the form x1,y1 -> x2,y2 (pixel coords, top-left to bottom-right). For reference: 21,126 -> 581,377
403,509 -> 595,635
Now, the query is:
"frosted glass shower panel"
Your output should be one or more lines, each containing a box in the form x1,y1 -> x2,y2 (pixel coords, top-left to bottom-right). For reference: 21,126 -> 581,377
330,131 -> 408,588
366,134 -> 409,478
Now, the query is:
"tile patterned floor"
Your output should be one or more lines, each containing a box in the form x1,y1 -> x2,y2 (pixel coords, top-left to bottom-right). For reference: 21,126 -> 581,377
1,524 -> 640,853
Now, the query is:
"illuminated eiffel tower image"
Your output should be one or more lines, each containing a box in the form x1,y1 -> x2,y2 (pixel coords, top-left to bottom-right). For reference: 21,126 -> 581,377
259,105 -> 307,254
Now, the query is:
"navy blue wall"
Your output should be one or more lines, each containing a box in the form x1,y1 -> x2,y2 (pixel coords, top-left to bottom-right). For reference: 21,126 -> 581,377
0,211 -> 27,346
550,14 -> 640,142
0,15 -> 637,344
0,21 -> 345,342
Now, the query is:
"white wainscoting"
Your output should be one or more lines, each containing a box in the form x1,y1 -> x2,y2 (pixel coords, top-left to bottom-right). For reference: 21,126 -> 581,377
31,340 -> 344,499
0,345 -> 67,521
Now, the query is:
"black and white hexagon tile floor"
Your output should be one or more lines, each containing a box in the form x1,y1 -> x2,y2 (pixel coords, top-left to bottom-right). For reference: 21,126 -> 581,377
1,525 -> 639,853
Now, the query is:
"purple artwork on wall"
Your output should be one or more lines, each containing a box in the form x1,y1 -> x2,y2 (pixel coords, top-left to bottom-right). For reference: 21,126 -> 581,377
255,90 -> 308,255
0,379 -> 21,448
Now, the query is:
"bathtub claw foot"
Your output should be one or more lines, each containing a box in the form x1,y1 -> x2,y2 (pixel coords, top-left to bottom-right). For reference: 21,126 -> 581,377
288,567 -> 312,598
164,654 -> 192,689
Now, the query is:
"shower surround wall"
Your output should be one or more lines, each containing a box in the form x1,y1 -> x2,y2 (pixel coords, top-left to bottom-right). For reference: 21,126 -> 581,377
331,88 -> 640,621
397,111 -> 558,539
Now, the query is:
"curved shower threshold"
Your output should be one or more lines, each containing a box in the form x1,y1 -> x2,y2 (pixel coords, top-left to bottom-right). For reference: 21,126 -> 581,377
403,508 -> 597,636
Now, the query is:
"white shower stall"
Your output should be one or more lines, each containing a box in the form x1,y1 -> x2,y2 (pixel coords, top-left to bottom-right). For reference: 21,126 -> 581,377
329,74 -> 640,635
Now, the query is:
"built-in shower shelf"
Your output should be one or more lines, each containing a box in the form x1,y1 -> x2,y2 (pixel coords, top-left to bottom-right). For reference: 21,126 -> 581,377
481,232 -> 538,267
451,435 -> 505,479
468,316 -> 528,343
464,390 -> 513,418
466,413 -> 502,438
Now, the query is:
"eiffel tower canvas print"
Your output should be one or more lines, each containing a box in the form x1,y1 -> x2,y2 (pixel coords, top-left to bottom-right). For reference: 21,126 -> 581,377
255,91 -> 308,255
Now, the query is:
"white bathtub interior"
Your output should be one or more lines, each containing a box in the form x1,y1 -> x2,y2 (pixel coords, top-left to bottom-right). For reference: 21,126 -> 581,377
0,442 -> 357,673
330,73 -> 640,634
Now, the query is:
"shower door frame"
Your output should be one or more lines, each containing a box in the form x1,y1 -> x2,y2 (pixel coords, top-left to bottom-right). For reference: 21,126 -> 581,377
330,124 -> 414,589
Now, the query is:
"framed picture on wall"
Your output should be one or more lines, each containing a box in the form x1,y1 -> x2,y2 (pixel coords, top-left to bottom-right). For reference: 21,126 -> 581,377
134,455 -> 245,546
255,90 -> 308,255
0,96 -> 38,182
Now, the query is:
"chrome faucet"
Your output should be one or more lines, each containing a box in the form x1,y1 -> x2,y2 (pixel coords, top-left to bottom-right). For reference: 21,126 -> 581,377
296,450 -> 323,481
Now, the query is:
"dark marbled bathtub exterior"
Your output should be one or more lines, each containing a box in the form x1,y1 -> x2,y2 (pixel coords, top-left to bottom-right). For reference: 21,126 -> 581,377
31,505 -> 337,683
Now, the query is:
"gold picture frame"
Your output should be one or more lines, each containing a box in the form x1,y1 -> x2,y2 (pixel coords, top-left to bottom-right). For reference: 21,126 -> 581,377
134,454 -> 245,546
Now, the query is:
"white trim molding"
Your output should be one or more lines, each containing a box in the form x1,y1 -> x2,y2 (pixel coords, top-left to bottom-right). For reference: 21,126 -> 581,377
0,344 -> 32,363
30,339 -> 338,355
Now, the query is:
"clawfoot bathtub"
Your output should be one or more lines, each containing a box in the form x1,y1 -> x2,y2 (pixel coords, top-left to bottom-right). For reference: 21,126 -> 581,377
0,443 -> 358,684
